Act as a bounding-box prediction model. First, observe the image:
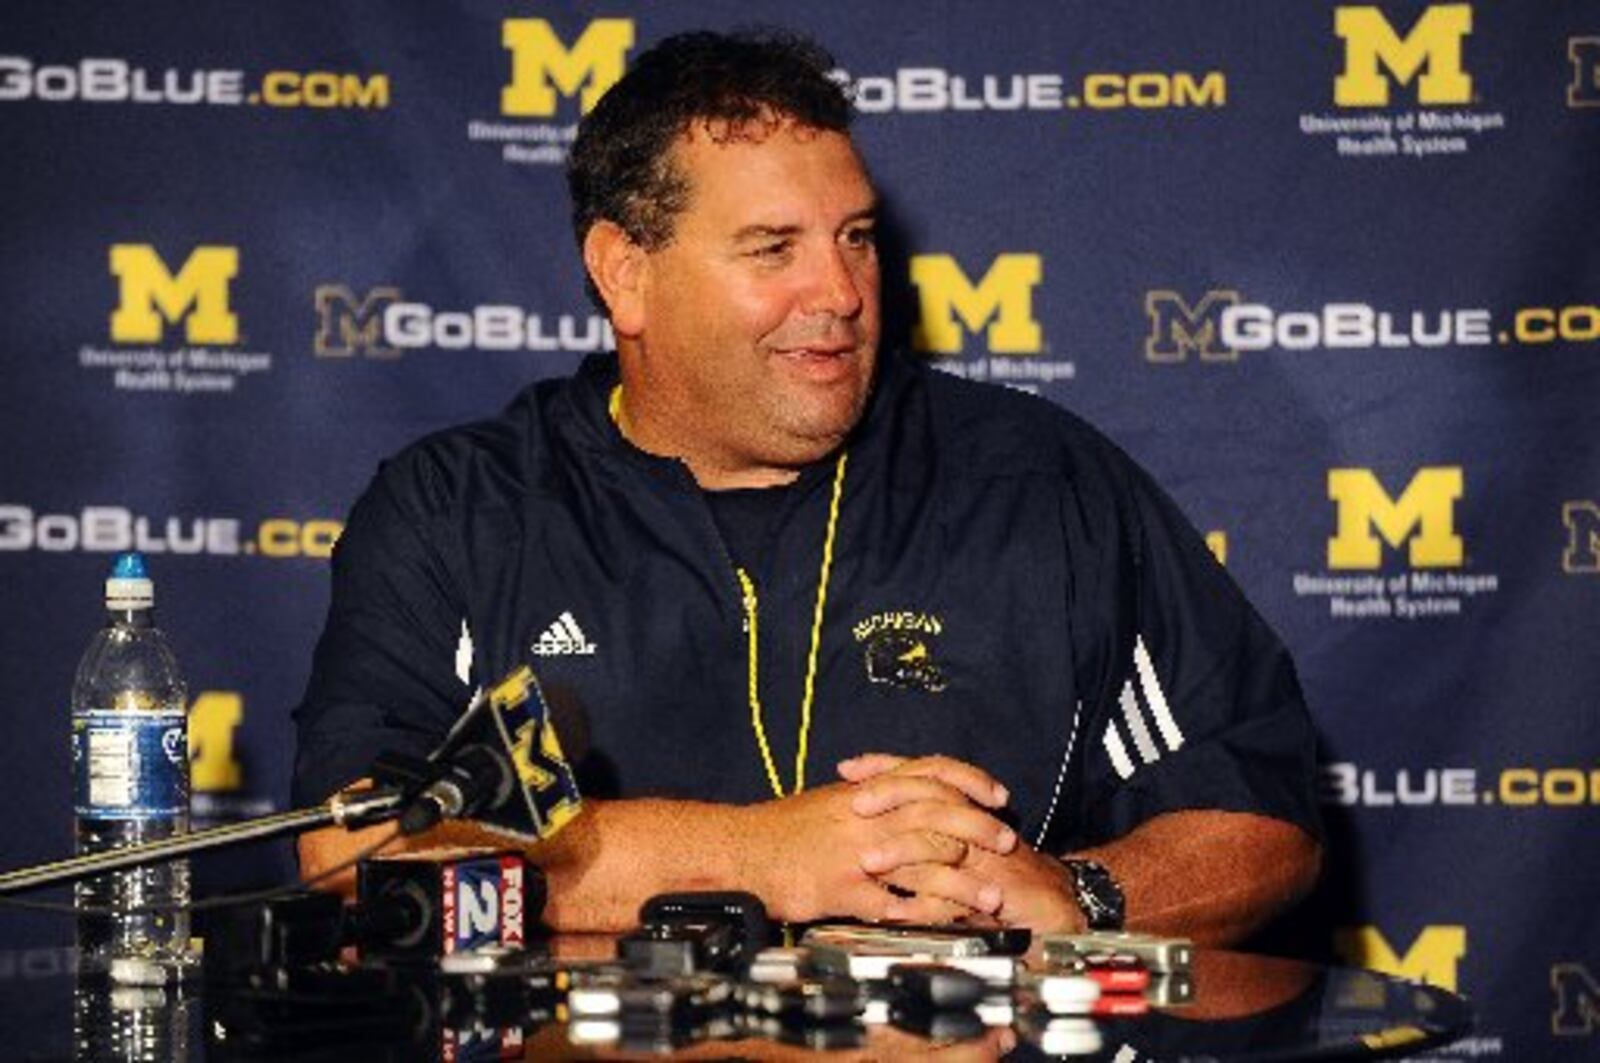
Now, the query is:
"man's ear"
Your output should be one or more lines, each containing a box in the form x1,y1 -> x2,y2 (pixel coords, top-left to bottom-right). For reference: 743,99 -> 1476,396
583,220 -> 647,337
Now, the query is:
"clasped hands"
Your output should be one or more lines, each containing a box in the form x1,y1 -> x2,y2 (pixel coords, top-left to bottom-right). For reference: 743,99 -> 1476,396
746,752 -> 1078,930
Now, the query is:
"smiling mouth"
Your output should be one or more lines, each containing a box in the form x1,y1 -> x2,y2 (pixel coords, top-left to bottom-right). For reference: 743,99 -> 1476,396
774,343 -> 855,360
775,346 -> 858,378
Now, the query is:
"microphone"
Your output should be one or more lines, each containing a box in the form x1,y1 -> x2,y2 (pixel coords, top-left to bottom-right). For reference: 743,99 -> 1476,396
393,666 -> 585,843
352,850 -> 547,961
398,745 -> 512,836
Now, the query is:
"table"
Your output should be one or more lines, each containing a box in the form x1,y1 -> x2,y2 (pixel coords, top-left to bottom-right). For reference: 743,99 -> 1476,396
2,943 -> 1472,1060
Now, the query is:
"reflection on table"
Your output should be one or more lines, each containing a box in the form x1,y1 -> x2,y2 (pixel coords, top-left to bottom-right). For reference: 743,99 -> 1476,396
29,940 -> 1473,1061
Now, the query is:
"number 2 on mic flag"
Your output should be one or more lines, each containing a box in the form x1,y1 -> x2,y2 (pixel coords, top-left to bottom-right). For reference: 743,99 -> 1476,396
489,666 -> 582,839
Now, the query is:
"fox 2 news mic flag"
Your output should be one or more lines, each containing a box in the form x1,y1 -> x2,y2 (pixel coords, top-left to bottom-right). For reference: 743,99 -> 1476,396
355,850 -> 542,961
421,666 -> 583,844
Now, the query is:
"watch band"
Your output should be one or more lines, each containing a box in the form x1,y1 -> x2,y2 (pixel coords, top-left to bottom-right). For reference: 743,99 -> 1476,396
1061,857 -> 1126,931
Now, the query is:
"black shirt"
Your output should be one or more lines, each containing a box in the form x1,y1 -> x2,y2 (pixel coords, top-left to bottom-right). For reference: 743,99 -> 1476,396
293,352 -> 1321,853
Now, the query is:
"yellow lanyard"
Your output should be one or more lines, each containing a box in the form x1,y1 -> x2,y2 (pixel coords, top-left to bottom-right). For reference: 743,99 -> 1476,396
736,451 -> 847,798
609,384 -> 846,798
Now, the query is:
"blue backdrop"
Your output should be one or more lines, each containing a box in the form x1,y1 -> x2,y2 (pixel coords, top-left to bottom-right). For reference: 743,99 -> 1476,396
2,3 -> 1596,1057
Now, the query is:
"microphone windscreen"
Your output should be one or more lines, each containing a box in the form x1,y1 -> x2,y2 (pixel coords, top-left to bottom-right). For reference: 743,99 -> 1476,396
450,666 -> 583,844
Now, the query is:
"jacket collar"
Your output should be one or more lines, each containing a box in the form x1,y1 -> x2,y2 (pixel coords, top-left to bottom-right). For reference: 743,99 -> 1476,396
551,348 -> 925,477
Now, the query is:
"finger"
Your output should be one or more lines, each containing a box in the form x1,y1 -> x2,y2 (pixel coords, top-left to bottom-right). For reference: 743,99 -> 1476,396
839,879 -> 961,925
836,752 -> 907,781
949,909 -> 1005,930
878,754 -> 1010,808
883,890 -> 966,928
876,889 -> 981,926
878,800 -> 1018,855
878,863 -> 1004,917
860,830 -> 967,874
851,773 -> 973,817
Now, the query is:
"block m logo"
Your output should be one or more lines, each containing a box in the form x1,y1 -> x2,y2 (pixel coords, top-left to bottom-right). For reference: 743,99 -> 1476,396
910,253 -> 1042,356
1145,290 -> 1240,362
1563,501 -> 1600,573
109,245 -> 238,345
1552,964 -> 1600,1036
314,285 -> 402,359
1570,38 -> 1600,108
502,19 -> 634,117
1334,925 -> 1467,991
1328,467 -> 1464,569
1335,4 -> 1473,107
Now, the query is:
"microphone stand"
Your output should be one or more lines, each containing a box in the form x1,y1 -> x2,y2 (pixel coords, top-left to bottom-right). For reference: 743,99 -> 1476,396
0,787 -> 407,896
0,674 -> 571,897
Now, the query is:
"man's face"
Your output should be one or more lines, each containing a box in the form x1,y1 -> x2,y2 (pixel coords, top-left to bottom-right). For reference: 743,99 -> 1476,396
628,119 -> 880,479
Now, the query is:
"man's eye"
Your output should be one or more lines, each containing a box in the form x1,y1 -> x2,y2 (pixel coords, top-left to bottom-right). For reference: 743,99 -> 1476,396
843,227 -> 877,249
751,241 -> 791,259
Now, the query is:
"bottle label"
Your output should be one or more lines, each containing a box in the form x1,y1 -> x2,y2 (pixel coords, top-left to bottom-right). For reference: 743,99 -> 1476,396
72,710 -> 188,818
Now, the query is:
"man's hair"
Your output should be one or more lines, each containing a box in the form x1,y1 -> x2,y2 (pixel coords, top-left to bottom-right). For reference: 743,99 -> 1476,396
567,30 -> 853,280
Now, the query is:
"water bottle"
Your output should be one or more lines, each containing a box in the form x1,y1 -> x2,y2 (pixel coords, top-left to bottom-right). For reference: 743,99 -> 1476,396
71,552 -> 195,974
74,974 -> 194,1062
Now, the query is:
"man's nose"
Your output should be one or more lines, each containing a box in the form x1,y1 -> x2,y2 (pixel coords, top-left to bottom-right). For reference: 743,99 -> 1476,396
803,245 -> 867,318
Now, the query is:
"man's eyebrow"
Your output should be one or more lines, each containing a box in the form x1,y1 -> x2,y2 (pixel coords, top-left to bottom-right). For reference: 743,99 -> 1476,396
730,206 -> 879,243
732,223 -> 803,242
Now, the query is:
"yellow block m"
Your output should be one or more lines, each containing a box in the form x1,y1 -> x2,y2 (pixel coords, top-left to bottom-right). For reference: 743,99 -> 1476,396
1335,925 -> 1467,991
502,19 -> 634,117
109,245 -> 238,345
911,253 -> 1042,355
1335,5 -> 1473,106
1328,467 -> 1464,569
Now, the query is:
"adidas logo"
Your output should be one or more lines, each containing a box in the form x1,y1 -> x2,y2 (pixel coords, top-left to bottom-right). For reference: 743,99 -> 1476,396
531,611 -> 598,657
1102,635 -> 1186,781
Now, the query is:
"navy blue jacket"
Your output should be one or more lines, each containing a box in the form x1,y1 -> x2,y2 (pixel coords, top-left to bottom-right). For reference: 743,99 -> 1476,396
293,352 -> 1320,853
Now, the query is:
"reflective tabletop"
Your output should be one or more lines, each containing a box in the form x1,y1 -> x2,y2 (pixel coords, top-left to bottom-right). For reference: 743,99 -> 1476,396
1,943 -> 1472,1061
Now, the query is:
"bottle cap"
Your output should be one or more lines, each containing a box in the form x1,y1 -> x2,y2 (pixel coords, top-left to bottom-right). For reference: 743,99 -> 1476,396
106,551 -> 154,610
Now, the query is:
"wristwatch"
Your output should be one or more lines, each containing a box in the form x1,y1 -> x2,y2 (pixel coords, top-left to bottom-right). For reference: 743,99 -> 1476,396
1061,858 -> 1125,930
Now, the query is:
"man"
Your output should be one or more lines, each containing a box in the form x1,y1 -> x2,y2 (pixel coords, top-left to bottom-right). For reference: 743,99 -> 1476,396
295,31 -> 1321,938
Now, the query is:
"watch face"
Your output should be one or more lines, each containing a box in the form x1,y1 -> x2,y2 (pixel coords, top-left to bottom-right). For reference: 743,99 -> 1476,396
1066,859 -> 1125,931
